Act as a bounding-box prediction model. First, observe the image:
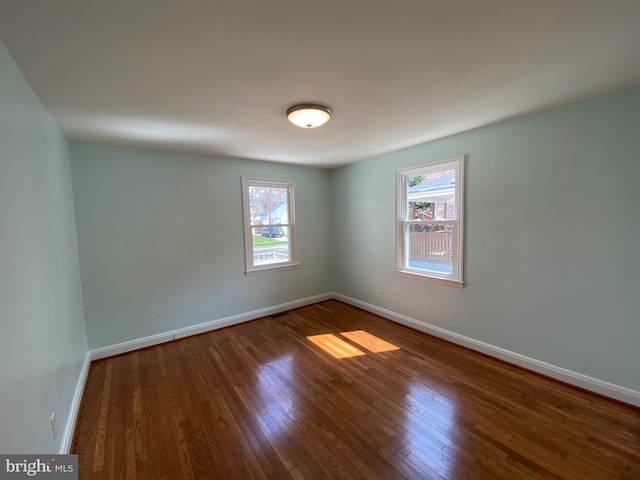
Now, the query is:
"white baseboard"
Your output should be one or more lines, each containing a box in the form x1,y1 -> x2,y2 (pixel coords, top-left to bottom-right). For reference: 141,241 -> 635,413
333,293 -> 640,407
90,293 -> 333,361
60,351 -> 91,454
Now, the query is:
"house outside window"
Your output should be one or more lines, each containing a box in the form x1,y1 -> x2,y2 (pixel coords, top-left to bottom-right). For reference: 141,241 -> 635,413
241,177 -> 299,275
395,156 -> 465,286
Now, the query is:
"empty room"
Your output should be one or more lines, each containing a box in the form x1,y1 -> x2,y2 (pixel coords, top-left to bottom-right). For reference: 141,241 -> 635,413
1,1 -> 639,479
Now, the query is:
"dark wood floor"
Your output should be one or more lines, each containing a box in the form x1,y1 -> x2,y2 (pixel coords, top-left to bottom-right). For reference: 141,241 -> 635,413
72,300 -> 640,479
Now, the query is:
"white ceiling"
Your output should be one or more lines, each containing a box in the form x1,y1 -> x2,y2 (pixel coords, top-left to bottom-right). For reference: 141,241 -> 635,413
1,1 -> 639,168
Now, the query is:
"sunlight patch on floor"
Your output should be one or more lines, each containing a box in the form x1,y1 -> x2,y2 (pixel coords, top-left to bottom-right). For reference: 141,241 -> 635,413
307,334 -> 366,359
341,330 -> 400,352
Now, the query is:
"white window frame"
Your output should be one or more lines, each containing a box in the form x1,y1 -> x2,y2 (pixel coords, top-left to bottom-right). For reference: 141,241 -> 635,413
241,176 -> 299,275
395,156 -> 465,287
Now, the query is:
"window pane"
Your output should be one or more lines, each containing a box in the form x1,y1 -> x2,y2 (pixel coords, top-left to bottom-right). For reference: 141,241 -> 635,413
269,187 -> 289,224
248,186 -> 269,226
249,186 -> 289,226
252,226 -> 290,266
407,169 -> 456,221
407,223 -> 454,275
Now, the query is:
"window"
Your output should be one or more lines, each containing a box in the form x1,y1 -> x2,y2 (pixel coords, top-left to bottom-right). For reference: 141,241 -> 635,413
241,177 -> 299,275
395,156 -> 465,286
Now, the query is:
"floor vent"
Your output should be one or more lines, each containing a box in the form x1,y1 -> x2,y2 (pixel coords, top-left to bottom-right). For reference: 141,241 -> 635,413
271,312 -> 289,318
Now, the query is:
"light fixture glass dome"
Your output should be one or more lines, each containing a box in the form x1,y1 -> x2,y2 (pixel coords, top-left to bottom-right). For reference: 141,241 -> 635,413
286,104 -> 331,128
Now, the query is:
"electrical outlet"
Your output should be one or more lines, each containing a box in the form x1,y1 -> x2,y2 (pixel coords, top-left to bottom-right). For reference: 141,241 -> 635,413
51,413 -> 57,439
375,289 -> 382,299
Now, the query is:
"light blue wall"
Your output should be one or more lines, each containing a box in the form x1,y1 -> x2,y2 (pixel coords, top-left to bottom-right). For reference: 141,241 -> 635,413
331,88 -> 640,392
0,42 -> 88,453
70,142 -> 333,349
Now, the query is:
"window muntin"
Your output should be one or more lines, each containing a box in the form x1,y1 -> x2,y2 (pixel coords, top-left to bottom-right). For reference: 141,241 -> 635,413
396,157 -> 464,286
242,177 -> 298,274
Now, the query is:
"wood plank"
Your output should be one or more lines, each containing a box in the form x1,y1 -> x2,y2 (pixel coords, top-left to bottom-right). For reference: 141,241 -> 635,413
73,300 -> 640,479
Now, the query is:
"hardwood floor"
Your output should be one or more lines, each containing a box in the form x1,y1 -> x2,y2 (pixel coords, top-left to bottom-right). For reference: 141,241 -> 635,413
72,300 -> 640,479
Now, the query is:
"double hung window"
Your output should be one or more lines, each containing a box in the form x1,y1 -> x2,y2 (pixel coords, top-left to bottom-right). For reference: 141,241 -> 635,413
241,177 -> 299,275
395,156 -> 465,286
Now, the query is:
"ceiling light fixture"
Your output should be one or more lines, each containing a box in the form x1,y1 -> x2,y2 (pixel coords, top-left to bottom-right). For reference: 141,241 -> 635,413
286,104 -> 331,129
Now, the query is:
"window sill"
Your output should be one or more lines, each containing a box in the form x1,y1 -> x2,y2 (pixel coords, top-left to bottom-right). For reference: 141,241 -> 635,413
245,263 -> 301,276
393,269 -> 464,288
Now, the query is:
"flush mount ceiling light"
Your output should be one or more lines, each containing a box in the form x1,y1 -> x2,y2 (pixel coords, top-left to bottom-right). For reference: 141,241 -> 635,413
286,104 -> 331,128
